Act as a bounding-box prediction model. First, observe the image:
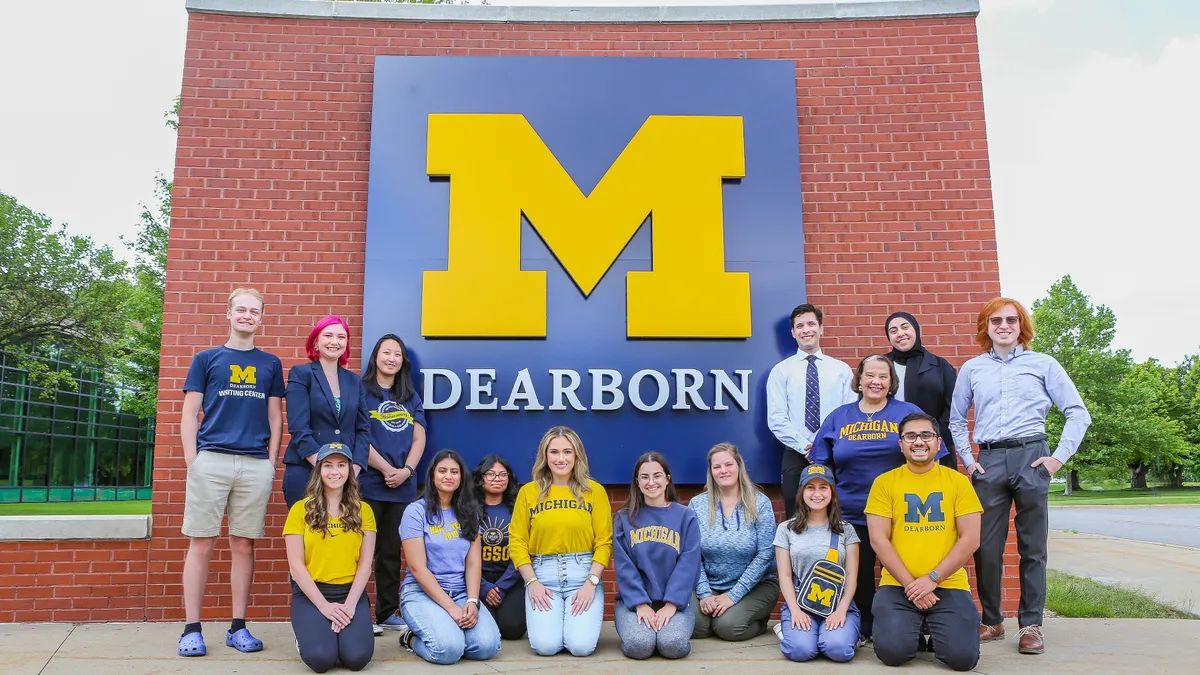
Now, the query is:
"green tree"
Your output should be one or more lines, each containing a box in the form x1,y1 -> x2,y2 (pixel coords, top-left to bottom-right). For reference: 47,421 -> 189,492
115,176 -> 170,418
0,193 -> 131,391
1126,356 -> 1200,486
1032,276 -> 1189,490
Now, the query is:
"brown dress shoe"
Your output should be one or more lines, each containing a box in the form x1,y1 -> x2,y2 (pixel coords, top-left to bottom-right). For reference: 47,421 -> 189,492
1017,625 -> 1045,654
978,623 -> 1005,642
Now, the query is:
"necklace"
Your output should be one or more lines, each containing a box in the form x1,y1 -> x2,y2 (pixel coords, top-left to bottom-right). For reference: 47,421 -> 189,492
860,400 -> 886,422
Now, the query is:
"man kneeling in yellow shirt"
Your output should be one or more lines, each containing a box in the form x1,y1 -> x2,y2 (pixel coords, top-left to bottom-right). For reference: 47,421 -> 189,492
865,412 -> 982,672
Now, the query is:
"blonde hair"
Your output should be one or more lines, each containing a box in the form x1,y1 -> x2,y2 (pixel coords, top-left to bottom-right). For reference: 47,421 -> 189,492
532,426 -> 593,502
702,442 -> 761,528
303,455 -> 365,537
226,287 -> 265,311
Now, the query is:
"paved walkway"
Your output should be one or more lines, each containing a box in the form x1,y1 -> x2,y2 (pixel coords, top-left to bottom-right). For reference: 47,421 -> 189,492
1049,505 -> 1200,547
1049,529 -> 1200,616
4,618 -> 1199,674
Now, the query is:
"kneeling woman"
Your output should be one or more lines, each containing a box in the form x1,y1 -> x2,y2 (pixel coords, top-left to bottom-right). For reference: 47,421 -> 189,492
688,443 -> 779,641
613,452 -> 701,659
473,454 -> 527,640
284,443 -> 376,673
774,465 -> 861,662
399,450 -> 501,665
509,426 -> 613,657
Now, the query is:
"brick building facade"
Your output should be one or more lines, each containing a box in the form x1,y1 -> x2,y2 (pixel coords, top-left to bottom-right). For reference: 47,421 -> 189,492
0,0 -> 1011,623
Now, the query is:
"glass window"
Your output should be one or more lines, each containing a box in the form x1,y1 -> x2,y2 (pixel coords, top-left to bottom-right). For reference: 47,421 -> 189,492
0,431 -> 12,485
96,439 -> 117,486
50,436 -> 75,487
22,435 -> 48,486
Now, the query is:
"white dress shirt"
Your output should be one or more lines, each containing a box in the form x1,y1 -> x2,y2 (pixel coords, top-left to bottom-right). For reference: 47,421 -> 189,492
894,362 -> 907,402
766,348 -> 856,453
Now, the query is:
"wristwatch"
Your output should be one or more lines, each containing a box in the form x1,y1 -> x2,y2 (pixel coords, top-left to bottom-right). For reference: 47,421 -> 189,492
587,574 -> 601,587
927,570 -> 941,583
466,598 -> 480,606
403,464 -> 415,474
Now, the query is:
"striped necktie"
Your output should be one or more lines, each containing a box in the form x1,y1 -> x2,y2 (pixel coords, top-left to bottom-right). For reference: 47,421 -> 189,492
805,354 -> 820,432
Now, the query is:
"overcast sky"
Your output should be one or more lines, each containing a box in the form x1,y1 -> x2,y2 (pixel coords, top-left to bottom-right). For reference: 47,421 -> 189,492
0,0 -> 1196,363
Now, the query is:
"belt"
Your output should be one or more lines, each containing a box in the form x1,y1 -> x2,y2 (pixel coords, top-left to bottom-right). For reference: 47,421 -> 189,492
978,434 -> 1047,451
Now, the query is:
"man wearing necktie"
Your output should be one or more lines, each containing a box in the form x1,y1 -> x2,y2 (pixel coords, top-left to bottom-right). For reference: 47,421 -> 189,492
766,303 -> 856,518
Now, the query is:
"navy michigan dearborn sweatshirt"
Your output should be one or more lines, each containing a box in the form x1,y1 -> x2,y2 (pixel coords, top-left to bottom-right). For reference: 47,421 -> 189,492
613,502 -> 702,610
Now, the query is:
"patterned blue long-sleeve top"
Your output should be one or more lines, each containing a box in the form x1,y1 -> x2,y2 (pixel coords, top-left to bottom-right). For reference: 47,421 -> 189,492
687,490 -> 776,603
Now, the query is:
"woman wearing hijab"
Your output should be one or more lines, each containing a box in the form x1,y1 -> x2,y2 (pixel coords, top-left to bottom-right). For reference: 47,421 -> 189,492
884,312 -> 959,469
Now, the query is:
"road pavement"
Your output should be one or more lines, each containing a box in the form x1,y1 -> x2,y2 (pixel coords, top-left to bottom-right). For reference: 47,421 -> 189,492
1049,506 -> 1200,547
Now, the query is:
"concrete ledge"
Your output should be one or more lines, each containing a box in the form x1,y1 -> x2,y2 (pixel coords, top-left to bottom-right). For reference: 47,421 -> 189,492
0,515 -> 151,541
185,0 -> 980,24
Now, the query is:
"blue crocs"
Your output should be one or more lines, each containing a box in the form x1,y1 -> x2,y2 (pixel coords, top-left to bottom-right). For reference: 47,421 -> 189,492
226,628 -> 264,653
178,631 -> 207,657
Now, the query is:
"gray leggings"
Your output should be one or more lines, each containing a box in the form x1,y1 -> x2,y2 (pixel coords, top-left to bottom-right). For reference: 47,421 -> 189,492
291,582 -> 374,673
614,600 -> 695,659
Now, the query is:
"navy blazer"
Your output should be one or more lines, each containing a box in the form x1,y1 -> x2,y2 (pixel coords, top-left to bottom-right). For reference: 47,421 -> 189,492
284,361 -> 371,469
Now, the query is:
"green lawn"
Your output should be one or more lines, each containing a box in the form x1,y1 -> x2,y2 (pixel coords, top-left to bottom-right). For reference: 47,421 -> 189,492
1048,485 -> 1200,506
1046,569 -> 1196,619
0,500 -> 152,516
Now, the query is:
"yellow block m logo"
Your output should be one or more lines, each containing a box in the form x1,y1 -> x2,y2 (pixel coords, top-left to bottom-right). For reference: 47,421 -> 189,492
806,582 -> 835,608
229,365 -> 257,385
421,114 -> 751,338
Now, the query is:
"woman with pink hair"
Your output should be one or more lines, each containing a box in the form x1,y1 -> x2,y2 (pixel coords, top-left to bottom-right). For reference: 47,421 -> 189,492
283,316 -> 373,508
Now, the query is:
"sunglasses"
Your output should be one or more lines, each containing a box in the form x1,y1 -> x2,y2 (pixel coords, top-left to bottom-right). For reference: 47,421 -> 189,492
989,316 -> 1020,326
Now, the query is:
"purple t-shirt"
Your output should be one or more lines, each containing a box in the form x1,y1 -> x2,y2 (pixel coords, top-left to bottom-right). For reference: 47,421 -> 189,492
400,499 -> 470,595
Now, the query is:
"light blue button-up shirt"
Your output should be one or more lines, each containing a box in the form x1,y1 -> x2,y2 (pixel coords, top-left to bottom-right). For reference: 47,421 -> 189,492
766,349 -> 856,453
949,346 -> 1091,467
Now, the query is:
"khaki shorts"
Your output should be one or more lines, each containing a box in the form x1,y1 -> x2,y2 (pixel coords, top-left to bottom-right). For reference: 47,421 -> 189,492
182,451 -> 275,539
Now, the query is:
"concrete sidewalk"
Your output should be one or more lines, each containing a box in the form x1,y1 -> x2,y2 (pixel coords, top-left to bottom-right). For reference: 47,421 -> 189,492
1050,530 -> 1200,616
4,618 -> 1198,675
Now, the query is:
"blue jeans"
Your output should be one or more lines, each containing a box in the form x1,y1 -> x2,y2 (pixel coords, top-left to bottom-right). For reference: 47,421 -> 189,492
779,602 -> 860,662
525,553 -> 603,656
400,584 -> 501,665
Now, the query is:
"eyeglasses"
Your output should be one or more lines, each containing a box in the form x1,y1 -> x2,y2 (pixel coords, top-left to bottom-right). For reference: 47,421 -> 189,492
638,472 -> 667,484
901,431 -> 938,443
483,471 -> 509,481
988,316 -> 1020,326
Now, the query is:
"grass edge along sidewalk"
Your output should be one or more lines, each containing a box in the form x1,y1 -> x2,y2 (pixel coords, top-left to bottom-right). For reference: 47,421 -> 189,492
1048,485 -> 1200,506
1047,569 -> 1197,619
0,500 -> 152,516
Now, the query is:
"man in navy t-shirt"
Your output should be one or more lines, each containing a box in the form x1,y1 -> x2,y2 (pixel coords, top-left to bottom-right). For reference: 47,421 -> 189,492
177,288 -> 284,658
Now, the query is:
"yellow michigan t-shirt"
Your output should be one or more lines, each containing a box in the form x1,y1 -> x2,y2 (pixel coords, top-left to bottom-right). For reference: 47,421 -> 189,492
864,464 -> 982,592
283,500 -> 377,585
509,480 -> 613,569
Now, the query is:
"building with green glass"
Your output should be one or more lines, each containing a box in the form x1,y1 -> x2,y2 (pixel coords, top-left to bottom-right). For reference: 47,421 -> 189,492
0,350 -> 154,503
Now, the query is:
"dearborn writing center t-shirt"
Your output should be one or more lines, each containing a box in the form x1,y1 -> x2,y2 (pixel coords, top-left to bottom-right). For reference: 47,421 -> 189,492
183,346 -> 285,458
283,499 -> 377,585
864,463 -> 982,592
400,499 -> 471,596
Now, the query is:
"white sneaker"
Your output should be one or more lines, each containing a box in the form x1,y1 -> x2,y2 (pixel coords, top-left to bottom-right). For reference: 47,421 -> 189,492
372,623 -> 383,637
773,622 -> 784,640
398,627 -> 415,652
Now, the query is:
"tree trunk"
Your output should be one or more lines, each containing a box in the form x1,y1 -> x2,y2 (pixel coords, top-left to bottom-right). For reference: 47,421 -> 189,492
1062,469 -> 1081,496
1168,464 -> 1185,488
1129,461 -> 1149,489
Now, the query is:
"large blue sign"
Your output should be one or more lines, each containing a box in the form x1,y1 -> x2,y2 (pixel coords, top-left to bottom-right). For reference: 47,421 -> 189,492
363,56 -> 804,484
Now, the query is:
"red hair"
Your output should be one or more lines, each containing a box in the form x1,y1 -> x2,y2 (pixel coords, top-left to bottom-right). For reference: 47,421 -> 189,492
975,297 -> 1034,351
306,316 -> 351,367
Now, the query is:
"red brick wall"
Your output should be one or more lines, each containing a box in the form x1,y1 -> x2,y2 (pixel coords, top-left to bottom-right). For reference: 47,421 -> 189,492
0,10 -> 1012,623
